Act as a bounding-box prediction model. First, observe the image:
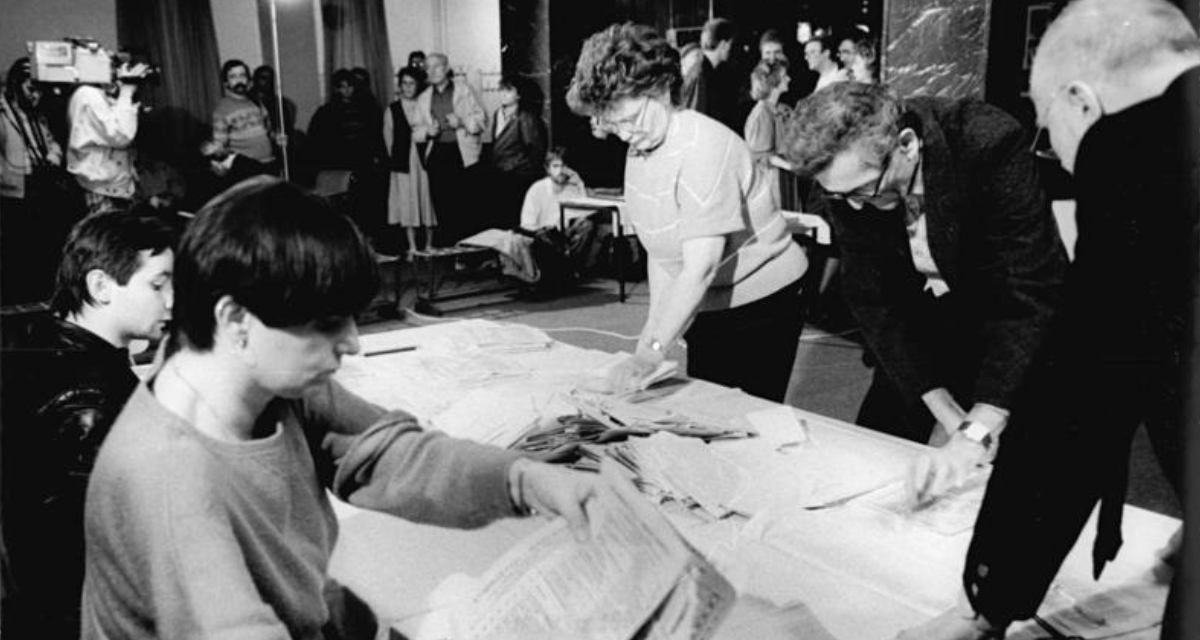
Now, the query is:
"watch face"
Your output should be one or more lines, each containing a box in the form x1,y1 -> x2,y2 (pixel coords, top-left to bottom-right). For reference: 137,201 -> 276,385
959,422 -> 993,447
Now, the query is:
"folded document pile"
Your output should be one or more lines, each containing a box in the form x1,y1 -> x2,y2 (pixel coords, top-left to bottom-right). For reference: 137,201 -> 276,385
417,462 -> 735,640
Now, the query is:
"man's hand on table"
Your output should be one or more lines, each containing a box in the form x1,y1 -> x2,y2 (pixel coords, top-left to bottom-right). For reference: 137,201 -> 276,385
508,458 -> 617,542
905,434 -> 990,506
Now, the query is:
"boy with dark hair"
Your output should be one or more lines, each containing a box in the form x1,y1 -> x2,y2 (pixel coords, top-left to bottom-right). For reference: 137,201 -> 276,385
1,207 -> 175,639
79,177 -> 610,639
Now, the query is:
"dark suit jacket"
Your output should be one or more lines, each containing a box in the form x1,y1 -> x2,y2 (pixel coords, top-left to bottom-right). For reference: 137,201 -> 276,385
489,109 -> 546,181
824,97 -> 1068,412
681,56 -> 741,135
961,68 -> 1200,627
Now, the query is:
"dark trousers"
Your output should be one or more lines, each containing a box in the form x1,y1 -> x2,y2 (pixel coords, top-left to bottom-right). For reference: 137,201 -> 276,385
426,142 -> 471,245
684,279 -> 804,403
491,169 -> 538,229
964,365 -> 1185,627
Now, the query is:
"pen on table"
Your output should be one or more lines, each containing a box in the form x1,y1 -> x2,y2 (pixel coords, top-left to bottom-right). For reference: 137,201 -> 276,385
364,345 -> 418,357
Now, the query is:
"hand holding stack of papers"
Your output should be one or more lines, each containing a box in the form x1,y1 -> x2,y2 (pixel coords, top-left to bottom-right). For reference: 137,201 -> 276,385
416,462 -> 735,640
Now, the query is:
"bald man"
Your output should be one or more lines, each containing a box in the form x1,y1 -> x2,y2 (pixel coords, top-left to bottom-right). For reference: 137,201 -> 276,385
897,1 -> 1200,638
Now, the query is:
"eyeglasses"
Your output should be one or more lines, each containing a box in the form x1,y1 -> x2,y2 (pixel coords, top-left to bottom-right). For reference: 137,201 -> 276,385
826,150 -> 893,203
593,98 -> 650,135
1029,126 -> 1058,160
1029,85 -> 1068,160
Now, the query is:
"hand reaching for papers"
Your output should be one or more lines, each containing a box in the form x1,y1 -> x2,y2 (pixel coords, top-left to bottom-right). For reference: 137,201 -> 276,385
904,435 -> 990,506
603,352 -> 662,394
509,458 -> 618,541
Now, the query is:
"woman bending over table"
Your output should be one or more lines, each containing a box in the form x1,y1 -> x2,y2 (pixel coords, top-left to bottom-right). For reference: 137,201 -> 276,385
567,23 -> 808,402
79,177 -> 611,640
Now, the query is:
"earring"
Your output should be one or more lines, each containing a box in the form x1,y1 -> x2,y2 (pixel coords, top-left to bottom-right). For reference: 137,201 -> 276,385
238,333 -> 248,349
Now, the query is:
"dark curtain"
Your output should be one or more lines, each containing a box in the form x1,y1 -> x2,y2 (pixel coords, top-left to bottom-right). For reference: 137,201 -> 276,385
116,0 -> 221,198
322,0 -> 394,108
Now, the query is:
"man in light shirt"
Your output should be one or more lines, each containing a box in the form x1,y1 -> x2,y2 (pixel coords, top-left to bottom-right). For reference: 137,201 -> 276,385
519,147 -> 587,231
67,61 -> 149,215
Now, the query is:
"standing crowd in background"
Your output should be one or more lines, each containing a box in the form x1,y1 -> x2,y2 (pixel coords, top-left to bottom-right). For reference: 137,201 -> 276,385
1,0 -> 1197,638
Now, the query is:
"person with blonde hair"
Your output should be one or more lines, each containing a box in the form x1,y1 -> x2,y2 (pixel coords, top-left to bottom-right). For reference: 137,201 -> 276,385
745,59 -> 792,209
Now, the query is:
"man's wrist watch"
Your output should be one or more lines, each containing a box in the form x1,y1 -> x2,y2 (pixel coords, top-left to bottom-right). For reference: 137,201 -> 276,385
957,420 -> 994,450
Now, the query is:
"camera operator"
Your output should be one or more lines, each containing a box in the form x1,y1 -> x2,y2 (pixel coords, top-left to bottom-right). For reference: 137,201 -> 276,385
2,56 -> 67,305
66,58 -> 150,216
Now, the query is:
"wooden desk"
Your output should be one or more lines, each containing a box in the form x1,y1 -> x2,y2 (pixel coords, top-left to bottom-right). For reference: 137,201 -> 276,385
559,196 -> 632,303
330,321 -> 1178,640
408,246 -> 513,316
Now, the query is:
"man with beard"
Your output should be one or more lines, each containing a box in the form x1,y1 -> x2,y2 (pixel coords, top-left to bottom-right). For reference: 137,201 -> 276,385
208,59 -> 275,178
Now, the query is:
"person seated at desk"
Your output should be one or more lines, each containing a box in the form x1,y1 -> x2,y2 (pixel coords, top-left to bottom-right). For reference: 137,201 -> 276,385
462,147 -> 606,293
2,208 -> 176,639
519,146 -> 587,232
79,177 -> 612,640
568,23 -> 808,403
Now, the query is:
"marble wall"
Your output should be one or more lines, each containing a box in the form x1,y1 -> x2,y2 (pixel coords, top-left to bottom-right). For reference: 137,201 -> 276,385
882,0 -> 992,100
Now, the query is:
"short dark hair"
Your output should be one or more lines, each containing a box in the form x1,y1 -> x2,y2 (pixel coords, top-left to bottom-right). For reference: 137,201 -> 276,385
172,177 -> 380,351
759,29 -> 784,48
4,57 -> 31,104
806,36 -> 830,53
499,73 -> 543,112
567,22 -> 682,116
51,207 -> 177,316
396,66 -> 425,92
701,18 -> 738,51
331,68 -> 354,87
545,146 -> 568,166
780,82 -> 903,176
221,59 -> 250,84
252,65 -> 274,82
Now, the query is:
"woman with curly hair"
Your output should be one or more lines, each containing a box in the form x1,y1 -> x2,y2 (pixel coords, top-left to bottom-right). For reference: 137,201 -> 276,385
567,23 -> 808,402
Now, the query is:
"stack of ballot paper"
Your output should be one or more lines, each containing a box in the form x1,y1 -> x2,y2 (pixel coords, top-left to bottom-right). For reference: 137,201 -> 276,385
565,391 -> 756,441
603,432 -> 750,519
416,462 -> 735,640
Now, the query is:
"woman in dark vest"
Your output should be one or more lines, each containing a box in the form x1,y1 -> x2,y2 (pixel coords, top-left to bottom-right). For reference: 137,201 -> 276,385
384,67 -> 436,258
488,74 -> 547,228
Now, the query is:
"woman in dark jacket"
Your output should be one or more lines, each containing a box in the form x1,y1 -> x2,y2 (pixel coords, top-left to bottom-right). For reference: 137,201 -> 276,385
488,74 -> 547,228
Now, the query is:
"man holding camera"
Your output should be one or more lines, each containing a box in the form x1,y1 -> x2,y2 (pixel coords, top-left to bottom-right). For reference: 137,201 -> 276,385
66,60 -> 149,216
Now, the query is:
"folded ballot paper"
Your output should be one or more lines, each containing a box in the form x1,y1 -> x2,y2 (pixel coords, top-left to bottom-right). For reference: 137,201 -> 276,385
416,461 -> 735,640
